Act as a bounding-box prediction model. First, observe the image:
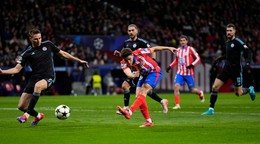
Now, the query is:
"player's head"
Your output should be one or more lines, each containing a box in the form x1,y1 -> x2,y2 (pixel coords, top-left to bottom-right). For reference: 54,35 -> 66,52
179,35 -> 188,47
29,28 -> 42,47
226,23 -> 236,40
121,48 -> 133,65
127,24 -> 139,40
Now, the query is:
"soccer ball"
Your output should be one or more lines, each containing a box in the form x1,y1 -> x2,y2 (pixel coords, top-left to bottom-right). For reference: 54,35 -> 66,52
55,105 -> 70,120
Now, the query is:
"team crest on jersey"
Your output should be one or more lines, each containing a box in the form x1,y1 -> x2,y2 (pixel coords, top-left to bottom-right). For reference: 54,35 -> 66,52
42,47 -> 47,51
231,43 -> 234,48
133,43 -> 137,48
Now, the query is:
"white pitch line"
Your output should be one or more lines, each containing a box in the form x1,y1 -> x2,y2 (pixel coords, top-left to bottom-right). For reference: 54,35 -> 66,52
0,107 -> 260,116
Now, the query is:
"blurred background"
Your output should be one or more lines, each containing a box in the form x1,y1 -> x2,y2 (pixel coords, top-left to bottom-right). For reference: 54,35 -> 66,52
0,0 -> 259,96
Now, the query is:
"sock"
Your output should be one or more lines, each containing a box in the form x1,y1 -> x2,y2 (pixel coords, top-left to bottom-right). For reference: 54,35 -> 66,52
36,113 -> 42,119
209,91 -> 218,108
146,118 -> 152,123
242,88 -> 249,95
198,90 -> 202,95
130,94 -> 146,113
27,92 -> 40,117
139,97 -> 150,119
23,112 -> 30,119
147,90 -> 162,103
123,90 -> 131,107
174,95 -> 180,105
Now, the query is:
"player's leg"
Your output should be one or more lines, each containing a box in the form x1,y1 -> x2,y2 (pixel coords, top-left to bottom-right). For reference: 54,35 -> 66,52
186,75 -> 204,102
173,74 -> 183,109
173,84 -> 181,109
202,78 -> 224,115
232,72 -> 255,101
17,92 -> 32,123
116,80 -> 131,115
138,83 -> 154,127
122,79 -> 132,107
28,79 -> 49,126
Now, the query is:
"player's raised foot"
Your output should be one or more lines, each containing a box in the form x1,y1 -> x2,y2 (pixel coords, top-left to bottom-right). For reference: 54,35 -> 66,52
31,113 -> 45,126
161,99 -> 168,113
172,104 -> 181,110
117,106 -> 131,119
139,121 -> 154,128
249,86 -> 256,101
199,91 -> 205,102
17,115 -> 28,123
201,108 -> 214,115
116,106 -> 129,115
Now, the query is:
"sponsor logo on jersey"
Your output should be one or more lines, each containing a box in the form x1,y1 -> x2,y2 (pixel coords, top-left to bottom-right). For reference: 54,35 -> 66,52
231,43 -> 234,48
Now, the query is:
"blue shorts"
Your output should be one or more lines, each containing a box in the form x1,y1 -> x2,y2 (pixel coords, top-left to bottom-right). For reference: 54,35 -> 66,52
174,74 -> 195,88
137,70 -> 162,89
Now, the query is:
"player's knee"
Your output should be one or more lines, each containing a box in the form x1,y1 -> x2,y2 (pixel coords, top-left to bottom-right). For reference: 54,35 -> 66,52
235,91 -> 243,96
174,84 -> 180,90
212,85 -> 219,92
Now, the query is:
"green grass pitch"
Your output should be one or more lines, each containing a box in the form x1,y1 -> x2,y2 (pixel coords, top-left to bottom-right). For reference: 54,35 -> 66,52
0,93 -> 259,144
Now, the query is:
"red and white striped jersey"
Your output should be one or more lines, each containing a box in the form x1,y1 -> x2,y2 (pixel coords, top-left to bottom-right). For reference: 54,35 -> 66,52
121,48 -> 160,73
169,46 -> 200,75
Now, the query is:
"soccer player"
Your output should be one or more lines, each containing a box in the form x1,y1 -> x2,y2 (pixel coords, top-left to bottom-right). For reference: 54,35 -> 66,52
0,28 -> 89,126
166,35 -> 204,109
114,24 -> 168,114
202,23 -> 256,115
117,46 -> 176,127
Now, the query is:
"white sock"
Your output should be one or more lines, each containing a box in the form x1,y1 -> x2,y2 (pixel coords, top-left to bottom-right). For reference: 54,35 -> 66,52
37,113 -> 42,119
128,109 -> 133,115
146,118 -> 152,123
24,112 -> 30,119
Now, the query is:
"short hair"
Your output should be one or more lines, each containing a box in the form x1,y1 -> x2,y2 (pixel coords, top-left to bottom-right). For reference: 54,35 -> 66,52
28,28 -> 41,38
226,23 -> 236,30
128,24 -> 138,29
179,35 -> 188,40
121,48 -> 132,58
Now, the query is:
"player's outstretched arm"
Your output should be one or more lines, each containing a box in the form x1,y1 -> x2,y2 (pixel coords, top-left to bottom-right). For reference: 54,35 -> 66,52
0,64 -> 23,75
58,50 -> 89,68
151,46 -> 176,53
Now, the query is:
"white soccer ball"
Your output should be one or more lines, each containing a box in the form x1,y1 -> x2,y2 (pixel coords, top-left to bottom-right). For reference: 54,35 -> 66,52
55,105 -> 71,120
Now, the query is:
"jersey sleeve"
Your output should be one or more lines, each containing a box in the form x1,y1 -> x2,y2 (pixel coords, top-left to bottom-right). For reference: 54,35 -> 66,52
17,48 -> 30,67
120,59 -> 129,70
190,47 -> 200,66
47,40 -> 60,53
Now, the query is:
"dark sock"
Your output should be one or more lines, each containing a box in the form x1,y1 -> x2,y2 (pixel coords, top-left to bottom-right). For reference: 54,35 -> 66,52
123,90 -> 130,107
147,90 -> 162,103
242,88 -> 249,95
210,91 -> 218,108
27,92 -> 40,117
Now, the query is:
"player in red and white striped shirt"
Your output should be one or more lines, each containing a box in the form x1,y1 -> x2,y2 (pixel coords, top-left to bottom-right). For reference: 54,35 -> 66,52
166,35 -> 204,109
117,46 -> 176,127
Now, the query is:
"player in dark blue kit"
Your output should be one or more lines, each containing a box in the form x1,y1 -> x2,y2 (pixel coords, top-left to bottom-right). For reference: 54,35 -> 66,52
0,28 -> 89,126
114,24 -> 168,114
202,23 -> 256,115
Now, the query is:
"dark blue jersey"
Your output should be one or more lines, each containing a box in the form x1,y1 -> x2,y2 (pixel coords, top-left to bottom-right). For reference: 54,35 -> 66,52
225,38 -> 248,66
17,40 -> 60,79
122,37 -> 151,51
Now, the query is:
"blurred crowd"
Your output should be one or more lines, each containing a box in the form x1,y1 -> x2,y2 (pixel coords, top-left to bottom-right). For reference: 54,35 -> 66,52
1,0 -> 260,66
0,0 -> 260,95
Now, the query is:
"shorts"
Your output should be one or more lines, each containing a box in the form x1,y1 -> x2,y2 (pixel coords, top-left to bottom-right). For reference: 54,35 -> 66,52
136,70 -> 162,89
125,77 -> 138,87
174,74 -> 195,88
217,64 -> 242,87
23,77 -> 55,94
